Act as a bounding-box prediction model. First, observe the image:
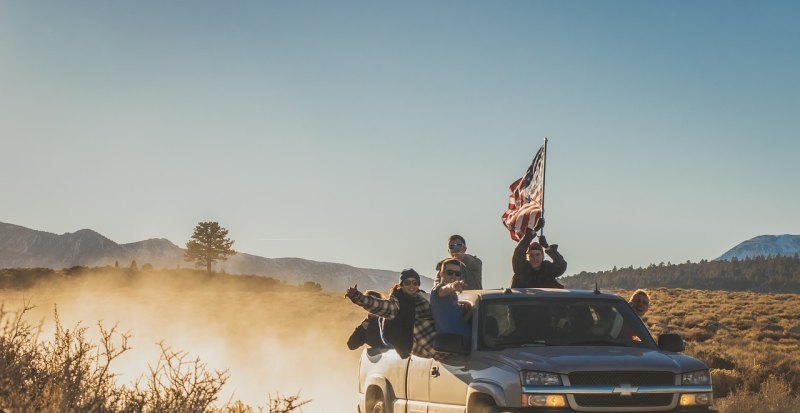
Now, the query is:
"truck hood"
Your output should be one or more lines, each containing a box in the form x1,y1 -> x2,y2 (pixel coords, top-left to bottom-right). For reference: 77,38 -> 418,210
478,346 -> 707,374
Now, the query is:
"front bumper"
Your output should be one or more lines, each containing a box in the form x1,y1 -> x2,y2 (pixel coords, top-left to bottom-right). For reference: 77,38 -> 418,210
502,407 -> 715,413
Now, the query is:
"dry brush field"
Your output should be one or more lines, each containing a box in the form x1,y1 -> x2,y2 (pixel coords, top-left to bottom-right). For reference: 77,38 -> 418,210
1,269 -> 799,412
0,269 -> 367,412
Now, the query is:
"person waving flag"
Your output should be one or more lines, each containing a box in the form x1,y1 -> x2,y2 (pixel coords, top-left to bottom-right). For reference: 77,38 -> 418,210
502,139 -> 547,241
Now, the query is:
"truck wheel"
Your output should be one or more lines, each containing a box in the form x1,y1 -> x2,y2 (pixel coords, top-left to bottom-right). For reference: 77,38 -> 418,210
370,401 -> 385,413
469,397 -> 500,413
473,405 -> 499,413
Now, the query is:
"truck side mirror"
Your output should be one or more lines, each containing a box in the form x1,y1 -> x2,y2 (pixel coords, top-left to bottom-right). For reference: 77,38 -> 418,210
434,333 -> 470,355
658,333 -> 685,352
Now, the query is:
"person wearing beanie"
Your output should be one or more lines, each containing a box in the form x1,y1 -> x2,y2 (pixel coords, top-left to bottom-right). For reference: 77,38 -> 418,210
510,218 -> 567,288
345,269 -> 441,359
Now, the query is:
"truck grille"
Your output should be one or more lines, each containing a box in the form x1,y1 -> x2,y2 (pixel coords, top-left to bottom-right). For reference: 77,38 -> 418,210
574,394 -> 674,407
569,371 -> 675,386
569,371 -> 676,408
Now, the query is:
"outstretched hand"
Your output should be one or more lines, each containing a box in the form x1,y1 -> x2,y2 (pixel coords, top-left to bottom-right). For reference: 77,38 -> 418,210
538,235 -> 549,249
345,284 -> 361,301
451,279 -> 465,293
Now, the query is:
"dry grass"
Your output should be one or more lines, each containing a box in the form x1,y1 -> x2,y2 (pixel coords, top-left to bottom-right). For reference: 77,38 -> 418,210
0,302 -> 311,412
0,268 -> 366,412
620,288 -> 800,412
2,269 -> 798,412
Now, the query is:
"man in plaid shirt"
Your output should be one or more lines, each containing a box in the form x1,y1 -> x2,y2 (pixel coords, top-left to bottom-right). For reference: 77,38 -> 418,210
346,269 -> 444,360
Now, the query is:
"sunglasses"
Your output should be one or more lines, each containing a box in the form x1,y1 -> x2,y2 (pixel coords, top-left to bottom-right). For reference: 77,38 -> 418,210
402,280 -> 420,287
634,300 -> 650,306
448,243 -> 465,250
444,269 -> 461,277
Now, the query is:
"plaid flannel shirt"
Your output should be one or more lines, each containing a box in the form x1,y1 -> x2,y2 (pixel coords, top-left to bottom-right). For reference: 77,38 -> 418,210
354,292 -> 443,360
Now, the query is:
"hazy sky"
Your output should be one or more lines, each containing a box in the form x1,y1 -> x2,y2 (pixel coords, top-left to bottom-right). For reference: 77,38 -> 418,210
2,1 -> 798,288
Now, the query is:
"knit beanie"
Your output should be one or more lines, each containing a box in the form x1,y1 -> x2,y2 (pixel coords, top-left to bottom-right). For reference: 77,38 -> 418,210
400,268 -> 421,283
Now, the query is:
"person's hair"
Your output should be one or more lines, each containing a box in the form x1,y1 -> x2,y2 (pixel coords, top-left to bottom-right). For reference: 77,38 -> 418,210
438,258 -> 464,281
448,234 -> 465,245
527,242 -> 544,252
629,289 -> 650,302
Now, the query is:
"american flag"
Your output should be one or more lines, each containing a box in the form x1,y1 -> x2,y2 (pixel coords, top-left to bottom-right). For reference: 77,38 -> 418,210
502,143 -> 545,241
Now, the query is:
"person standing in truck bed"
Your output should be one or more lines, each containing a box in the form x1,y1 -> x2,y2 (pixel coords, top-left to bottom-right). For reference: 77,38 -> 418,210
436,234 -> 482,290
510,219 -> 567,289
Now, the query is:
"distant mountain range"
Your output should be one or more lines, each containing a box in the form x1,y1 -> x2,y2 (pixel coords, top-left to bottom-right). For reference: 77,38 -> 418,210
0,222 -> 433,292
561,234 -> 800,293
717,235 -> 800,261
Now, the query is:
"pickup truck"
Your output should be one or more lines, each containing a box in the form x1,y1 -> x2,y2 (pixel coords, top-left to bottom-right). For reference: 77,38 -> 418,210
356,288 -> 715,413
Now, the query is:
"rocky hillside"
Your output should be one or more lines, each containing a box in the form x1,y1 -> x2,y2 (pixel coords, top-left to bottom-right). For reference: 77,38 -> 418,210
0,222 -> 432,292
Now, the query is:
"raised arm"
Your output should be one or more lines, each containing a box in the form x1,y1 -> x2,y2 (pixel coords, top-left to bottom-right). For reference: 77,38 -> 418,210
348,291 -> 400,319
512,228 -> 535,275
546,245 -> 567,277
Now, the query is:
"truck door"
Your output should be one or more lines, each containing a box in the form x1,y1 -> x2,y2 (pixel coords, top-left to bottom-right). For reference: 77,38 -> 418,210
428,356 -> 470,413
406,355 -> 432,413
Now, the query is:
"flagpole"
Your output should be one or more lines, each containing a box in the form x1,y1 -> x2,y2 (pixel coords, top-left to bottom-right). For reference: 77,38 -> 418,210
540,137 -> 548,236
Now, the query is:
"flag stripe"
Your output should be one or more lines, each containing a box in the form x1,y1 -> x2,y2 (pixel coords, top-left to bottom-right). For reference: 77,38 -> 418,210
501,144 -> 545,241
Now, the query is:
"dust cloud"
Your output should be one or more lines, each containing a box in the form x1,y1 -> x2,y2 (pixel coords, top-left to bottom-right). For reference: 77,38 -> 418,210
0,270 -> 372,412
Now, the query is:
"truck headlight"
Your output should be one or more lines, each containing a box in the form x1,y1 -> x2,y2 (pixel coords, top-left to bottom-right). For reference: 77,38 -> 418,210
682,370 -> 711,386
521,370 -> 562,386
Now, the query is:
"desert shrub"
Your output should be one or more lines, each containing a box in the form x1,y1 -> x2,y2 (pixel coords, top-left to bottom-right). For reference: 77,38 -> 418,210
683,327 -> 714,342
0,268 -> 57,289
756,331 -> 784,341
0,304 -> 309,412
694,349 -> 736,370
711,368 -> 742,397
682,314 -> 706,329
716,375 -> 800,413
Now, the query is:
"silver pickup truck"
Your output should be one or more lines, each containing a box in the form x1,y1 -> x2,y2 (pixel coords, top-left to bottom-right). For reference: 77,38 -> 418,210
357,288 -> 715,413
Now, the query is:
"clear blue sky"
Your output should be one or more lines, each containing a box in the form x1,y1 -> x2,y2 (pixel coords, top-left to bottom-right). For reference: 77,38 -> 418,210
2,1 -> 798,288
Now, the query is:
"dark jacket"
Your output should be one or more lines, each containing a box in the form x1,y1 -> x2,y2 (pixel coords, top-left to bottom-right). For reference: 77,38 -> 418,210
346,316 -> 385,350
351,288 -> 439,359
380,289 -> 417,358
511,230 -> 567,289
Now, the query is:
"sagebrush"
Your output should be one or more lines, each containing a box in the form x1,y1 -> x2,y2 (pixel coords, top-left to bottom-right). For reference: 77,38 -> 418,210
0,303 -> 308,413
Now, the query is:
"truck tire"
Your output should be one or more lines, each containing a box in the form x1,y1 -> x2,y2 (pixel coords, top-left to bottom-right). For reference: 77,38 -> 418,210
478,406 -> 499,413
370,400 -> 385,413
469,396 -> 500,413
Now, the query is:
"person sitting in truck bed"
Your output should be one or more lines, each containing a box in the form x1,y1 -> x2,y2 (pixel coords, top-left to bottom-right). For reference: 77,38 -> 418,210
346,290 -> 387,351
510,219 -> 567,289
430,258 -> 471,344
345,269 -> 441,360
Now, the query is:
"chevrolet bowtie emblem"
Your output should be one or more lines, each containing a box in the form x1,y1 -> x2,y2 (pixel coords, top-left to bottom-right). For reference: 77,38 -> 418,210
612,384 -> 638,397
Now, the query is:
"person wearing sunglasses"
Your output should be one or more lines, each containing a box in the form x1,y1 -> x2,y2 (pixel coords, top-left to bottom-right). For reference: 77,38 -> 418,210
345,269 -> 441,359
436,234 -> 483,290
430,258 -> 471,343
628,289 -> 651,319
510,218 -> 567,289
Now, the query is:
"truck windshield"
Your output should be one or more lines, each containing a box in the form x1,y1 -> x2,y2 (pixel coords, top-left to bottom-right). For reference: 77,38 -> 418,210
479,298 -> 657,350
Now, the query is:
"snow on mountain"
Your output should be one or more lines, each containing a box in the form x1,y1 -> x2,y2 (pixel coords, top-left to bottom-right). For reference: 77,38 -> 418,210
716,234 -> 800,261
